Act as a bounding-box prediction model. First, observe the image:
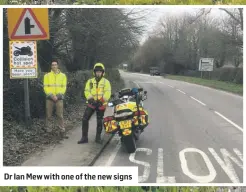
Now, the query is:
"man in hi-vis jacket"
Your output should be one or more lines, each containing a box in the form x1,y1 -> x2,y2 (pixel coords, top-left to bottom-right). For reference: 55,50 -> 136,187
43,60 -> 67,137
78,63 -> 111,144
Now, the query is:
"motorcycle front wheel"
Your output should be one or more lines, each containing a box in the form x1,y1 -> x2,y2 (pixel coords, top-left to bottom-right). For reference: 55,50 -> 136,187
123,134 -> 136,153
14,51 -> 19,56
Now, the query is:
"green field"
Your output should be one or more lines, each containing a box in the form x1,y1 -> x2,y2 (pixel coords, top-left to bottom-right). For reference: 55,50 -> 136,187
0,0 -> 7,4
165,75 -> 243,95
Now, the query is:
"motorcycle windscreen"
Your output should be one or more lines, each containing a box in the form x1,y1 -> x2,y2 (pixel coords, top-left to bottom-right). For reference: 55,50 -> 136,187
103,116 -> 118,133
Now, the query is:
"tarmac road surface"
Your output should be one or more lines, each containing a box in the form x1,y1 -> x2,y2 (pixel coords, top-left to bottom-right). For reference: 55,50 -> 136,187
93,71 -> 243,183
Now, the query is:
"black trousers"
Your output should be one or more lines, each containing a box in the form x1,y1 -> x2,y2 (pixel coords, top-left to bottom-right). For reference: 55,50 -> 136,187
82,106 -> 105,137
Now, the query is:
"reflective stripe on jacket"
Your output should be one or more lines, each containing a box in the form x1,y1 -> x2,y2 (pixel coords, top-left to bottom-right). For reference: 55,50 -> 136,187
43,70 -> 67,96
84,77 -> 111,104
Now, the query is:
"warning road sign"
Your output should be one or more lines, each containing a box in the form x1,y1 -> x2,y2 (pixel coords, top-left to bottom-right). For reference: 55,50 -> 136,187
7,8 -> 49,40
9,41 -> 38,79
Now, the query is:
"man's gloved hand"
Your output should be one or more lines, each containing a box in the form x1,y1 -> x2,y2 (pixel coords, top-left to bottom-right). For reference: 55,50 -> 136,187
97,98 -> 106,108
88,98 -> 96,105
98,97 -> 106,110
99,97 -> 105,105
56,94 -> 64,100
97,101 -> 103,107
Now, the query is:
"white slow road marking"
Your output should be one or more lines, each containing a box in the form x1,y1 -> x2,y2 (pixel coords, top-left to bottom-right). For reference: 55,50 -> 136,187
156,148 -> 165,183
179,148 -> 216,183
233,148 -> 243,162
209,148 -> 242,183
156,148 -> 176,183
214,111 -> 243,132
129,148 -> 152,183
105,136 -> 121,166
168,85 -> 174,88
177,89 -> 186,94
190,96 -> 206,106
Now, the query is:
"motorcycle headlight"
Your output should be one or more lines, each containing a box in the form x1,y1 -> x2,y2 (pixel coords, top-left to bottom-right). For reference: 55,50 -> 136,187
108,102 -> 113,107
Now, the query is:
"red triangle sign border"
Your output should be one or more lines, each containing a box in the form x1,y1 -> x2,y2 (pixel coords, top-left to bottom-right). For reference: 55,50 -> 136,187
11,8 -> 47,39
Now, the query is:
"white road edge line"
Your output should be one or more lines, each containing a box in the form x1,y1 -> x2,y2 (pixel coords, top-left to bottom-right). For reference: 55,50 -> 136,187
177,89 -> 186,94
105,137 -> 121,166
134,81 -> 140,88
214,111 -> 243,133
168,85 -> 174,88
190,96 -> 206,106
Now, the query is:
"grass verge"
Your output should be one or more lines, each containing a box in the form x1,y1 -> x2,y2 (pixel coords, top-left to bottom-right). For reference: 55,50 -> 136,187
165,75 -> 243,95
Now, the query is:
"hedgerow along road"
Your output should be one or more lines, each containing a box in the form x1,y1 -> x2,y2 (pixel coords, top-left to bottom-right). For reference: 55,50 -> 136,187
94,71 -> 243,183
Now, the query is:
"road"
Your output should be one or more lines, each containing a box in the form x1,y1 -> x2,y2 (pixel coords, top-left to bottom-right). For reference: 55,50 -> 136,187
94,71 -> 243,183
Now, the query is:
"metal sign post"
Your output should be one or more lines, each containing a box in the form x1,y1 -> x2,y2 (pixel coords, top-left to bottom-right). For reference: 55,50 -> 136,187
198,58 -> 214,79
24,79 -> 31,127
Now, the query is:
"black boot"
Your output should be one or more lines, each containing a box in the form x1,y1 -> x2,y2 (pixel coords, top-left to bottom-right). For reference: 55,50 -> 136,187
95,124 -> 103,144
77,136 -> 88,144
95,110 -> 104,144
78,119 -> 89,144
95,133 -> 103,144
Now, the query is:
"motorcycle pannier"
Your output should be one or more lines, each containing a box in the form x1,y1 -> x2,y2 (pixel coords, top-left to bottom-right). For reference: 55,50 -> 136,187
103,116 -> 118,133
133,110 -> 149,129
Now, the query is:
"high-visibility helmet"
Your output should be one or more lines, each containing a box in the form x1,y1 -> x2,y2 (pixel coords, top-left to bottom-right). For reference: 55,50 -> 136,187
93,63 -> 105,77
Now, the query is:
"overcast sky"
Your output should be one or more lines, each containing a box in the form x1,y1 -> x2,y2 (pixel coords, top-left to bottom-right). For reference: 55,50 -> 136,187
130,8 -> 229,44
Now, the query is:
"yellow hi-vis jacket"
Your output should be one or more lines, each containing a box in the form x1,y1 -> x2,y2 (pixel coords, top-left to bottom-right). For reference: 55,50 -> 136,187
84,77 -> 111,105
43,70 -> 67,96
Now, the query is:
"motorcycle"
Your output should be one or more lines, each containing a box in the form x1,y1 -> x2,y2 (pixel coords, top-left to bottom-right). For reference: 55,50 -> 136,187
14,46 -> 33,56
103,87 -> 149,153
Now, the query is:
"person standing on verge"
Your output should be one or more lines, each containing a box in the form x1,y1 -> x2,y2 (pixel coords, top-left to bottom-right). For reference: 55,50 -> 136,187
77,63 -> 111,144
43,60 -> 68,138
